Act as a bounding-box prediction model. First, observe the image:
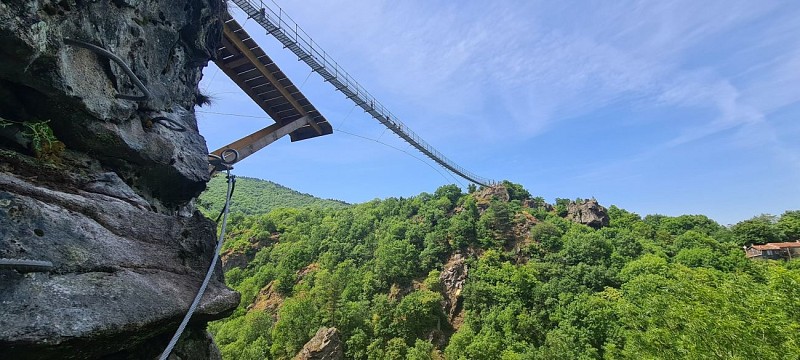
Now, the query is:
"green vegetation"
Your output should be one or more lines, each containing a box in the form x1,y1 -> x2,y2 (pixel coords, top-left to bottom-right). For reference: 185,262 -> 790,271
731,211 -> 800,245
209,181 -> 800,359
198,176 -> 348,217
0,118 -> 63,160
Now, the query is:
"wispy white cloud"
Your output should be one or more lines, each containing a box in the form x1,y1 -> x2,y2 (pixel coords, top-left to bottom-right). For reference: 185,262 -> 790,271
199,0 -> 800,222
246,0 -> 800,152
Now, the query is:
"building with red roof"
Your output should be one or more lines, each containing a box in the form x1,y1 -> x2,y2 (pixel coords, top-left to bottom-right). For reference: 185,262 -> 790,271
745,241 -> 800,260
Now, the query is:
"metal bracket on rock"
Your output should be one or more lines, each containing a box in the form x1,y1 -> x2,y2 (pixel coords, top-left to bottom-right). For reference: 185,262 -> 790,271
63,38 -> 152,102
208,148 -> 239,173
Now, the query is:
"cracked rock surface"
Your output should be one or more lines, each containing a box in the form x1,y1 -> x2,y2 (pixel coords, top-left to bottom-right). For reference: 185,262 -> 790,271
0,0 -> 237,359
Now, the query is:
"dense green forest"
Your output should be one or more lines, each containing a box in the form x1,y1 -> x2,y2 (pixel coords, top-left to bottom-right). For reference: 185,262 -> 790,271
198,175 -> 348,216
208,180 -> 800,359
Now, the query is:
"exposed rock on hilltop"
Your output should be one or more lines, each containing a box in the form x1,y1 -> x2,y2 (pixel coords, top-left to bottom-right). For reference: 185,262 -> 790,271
0,0 -> 237,359
567,198 -> 610,229
475,184 -> 609,229
473,184 -> 510,211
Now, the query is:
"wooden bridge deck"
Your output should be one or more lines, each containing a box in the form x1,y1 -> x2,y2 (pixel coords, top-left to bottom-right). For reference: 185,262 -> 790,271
214,15 -> 332,142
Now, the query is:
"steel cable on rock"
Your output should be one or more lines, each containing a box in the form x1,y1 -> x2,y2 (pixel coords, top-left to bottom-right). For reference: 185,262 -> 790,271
158,171 -> 236,360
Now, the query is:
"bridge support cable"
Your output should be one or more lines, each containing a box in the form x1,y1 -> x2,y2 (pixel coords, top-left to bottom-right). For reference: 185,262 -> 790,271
230,0 -> 495,186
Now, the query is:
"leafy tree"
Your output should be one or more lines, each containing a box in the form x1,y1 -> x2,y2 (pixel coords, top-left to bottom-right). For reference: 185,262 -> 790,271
607,205 -> 642,229
502,180 -> 531,201
558,231 -> 612,266
674,247 -> 719,268
434,184 -> 462,206
392,289 -> 444,339
477,200 -> 513,248
617,264 -> 800,359
374,238 -> 418,286
777,210 -> 800,241
658,214 -> 722,236
618,254 -> 668,282
536,324 -> 598,360
206,177 -> 800,360
554,198 -> 570,217
448,198 -> 478,248
270,295 -> 320,358
731,215 -> 783,245
531,221 -> 564,253
673,230 -> 720,251
407,339 -> 437,360
346,328 -> 370,360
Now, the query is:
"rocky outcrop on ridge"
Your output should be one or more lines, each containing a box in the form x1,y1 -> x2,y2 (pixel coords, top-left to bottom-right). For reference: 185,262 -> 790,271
0,0 -> 237,359
567,199 -> 610,229
473,185 -> 510,212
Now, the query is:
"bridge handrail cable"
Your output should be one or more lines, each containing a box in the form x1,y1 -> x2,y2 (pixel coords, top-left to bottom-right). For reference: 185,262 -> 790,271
230,0 -> 495,186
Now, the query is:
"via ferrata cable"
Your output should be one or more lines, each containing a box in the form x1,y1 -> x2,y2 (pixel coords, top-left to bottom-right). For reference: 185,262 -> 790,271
158,170 -> 236,360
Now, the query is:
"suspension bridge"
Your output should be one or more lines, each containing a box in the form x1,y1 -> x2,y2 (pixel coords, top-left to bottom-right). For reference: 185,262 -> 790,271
212,0 -> 494,186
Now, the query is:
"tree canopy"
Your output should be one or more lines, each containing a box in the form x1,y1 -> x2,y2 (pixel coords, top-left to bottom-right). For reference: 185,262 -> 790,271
206,182 -> 800,359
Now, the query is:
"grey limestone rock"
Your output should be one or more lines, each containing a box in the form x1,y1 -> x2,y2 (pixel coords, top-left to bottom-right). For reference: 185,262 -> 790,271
0,0 -> 225,208
0,0 -> 236,358
293,327 -> 344,360
566,199 -> 610,229
0,157 -> 239,359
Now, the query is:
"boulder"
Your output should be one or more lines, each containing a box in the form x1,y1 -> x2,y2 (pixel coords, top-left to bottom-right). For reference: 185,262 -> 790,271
293,327 -> 343,360
566,199 -> 610,229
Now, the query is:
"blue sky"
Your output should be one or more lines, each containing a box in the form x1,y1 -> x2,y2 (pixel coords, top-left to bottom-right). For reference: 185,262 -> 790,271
198,0 -> 800,226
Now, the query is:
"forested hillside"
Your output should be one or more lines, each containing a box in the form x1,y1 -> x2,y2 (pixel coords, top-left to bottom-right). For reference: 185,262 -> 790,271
199,175 -> 348,216
209,180 -> 800,359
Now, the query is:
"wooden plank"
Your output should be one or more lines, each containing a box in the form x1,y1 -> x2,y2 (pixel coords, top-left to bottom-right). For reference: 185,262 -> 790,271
209,116 -> 311,174
222,23 -> 324,135
225,55 -> 252,68
214,57 -> 284,121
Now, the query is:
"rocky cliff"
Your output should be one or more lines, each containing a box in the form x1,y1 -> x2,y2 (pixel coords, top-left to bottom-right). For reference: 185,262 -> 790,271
0,0 -> 238,359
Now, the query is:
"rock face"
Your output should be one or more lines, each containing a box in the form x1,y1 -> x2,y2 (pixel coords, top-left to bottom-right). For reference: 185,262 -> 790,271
439,253 -> 468,325
247,280 -> 285,316
221,231 -> 278,271
0,0 -> 223,208
0,0 -> 238,359
293,327 -> 344,360
566,199 -> 610,229
473,185 -> 510,213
